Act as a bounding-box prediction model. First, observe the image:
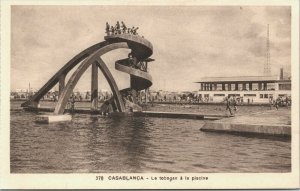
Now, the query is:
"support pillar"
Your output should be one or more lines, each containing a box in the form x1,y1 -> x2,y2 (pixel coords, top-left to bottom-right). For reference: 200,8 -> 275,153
145,88 -> 148,104
222,83 -> 225,91
258,83 -> 262,90
91,62 -> 98,110
201,83 -> 203,91
264,82 -> 267,90
235,83 -> 238,90
228,83 -> 231,91
242,83 -> 246,90
249,83 -> 252,91
58,74 -> 65,99
210,83 -> 213,91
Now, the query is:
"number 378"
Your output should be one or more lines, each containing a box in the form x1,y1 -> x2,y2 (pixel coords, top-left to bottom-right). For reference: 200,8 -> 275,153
96,176 -> 104,181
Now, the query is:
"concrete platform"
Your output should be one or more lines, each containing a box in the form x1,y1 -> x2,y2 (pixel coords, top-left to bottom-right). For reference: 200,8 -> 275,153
134,111 -> 229,120
200,108 -> 291,136
24,107 -> 229,120
36,114 -> 72,123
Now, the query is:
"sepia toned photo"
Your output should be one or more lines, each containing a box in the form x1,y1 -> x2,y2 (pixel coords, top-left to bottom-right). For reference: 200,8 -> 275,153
1,0 -> 299,189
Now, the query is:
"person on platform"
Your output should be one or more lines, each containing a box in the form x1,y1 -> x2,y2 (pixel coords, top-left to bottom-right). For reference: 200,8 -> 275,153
105,22 -> 110,35
135,61 -> 143,70
130,26 -> 135,34
132,27 -> 139,35
116,21 -> 121,34
110,26 -> 115,35
128,53 -> 137,68
121,21 -> 127,34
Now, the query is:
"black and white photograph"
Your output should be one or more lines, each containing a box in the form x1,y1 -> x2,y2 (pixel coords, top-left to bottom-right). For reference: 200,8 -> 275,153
1,0 -> 299,189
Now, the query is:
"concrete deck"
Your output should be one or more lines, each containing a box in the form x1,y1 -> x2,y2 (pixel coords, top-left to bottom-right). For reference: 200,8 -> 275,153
23,107 -> 229,120
200,108 -> 291,136
36,114 -> 72,123
134,111 -> 229,120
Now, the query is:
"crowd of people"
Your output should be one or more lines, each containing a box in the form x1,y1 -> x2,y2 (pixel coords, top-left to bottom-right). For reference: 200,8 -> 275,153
269,96 -> 291,110
106,21 -> 139,36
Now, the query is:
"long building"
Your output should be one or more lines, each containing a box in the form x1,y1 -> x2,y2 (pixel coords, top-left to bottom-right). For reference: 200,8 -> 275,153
196,74 -> 291,103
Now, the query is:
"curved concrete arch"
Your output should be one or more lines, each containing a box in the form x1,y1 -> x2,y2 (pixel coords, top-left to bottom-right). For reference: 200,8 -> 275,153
21,41 -> 112,107
54,42 -> 128,114
95,57 -> 125,112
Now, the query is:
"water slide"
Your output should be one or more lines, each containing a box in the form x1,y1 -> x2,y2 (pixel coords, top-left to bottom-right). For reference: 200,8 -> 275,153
22,34 -> 154,114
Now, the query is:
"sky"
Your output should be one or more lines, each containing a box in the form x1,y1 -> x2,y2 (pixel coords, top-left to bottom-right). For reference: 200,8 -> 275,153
11,5 -> 291,92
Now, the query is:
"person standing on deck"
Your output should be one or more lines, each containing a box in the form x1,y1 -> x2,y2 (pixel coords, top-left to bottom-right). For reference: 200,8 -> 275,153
269,97 -> 273,109
275,97 -> 280,110
225,96 -> 233,115
233,96 -> 238,111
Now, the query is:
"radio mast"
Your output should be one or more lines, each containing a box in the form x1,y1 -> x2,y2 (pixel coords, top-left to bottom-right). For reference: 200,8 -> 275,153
264,24 -> 271,76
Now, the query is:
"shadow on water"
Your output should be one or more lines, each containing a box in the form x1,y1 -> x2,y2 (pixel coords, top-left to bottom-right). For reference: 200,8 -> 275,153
201,130 -> 291,142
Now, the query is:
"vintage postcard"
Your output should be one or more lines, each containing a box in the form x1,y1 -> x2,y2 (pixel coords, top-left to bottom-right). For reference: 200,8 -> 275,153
0,0 -> 299,189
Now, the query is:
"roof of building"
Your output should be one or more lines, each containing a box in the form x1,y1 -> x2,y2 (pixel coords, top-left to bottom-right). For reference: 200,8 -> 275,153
195,75 -> 281,83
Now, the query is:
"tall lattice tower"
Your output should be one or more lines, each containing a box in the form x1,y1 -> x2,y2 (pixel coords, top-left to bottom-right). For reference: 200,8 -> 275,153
264,24 -> 271,76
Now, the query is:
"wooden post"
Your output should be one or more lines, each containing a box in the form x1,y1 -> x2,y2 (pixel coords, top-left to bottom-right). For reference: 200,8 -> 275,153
91,62 -> 98,110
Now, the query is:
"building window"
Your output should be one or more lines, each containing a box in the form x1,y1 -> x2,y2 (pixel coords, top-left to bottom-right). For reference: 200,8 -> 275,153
214,94 -> 225,96
244,94 -> 256,97
228,94 -> 240,97
217,84 -> 223,91
252,83 -> 259,90
278,94 -> 287,97
267,83 -> 276,90
231,84 -> 235,90
260,94 -> 263,98
264,94 -> 268,98
279,84 -> 291,90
